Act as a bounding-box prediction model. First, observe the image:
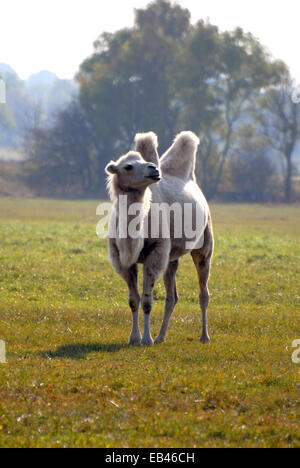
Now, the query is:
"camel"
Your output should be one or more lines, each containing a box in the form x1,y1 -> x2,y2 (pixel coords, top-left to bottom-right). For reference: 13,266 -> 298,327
105,131 -> 214,346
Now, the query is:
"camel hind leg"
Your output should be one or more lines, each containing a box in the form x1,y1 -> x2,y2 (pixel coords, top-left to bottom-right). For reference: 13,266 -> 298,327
155,259 -> 179,344
191,222 -> 214,344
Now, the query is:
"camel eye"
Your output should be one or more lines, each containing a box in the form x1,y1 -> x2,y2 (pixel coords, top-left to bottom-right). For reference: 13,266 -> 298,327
124,164 -> 133,171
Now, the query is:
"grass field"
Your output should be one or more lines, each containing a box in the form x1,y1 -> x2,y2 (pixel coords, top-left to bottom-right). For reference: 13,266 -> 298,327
0,198 -> 299,448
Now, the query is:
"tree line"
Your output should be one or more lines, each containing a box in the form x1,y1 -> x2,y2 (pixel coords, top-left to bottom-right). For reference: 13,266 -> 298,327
25,0 -> 300,202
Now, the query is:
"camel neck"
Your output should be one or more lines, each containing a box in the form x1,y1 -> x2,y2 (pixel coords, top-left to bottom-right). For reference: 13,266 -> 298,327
116,185 -> 149,204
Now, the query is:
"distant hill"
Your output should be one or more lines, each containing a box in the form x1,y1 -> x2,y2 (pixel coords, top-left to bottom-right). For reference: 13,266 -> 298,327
0,64 -> 78,157
27,70 -> 59,86
0,63 -> 17,76
26,71 -> 77,116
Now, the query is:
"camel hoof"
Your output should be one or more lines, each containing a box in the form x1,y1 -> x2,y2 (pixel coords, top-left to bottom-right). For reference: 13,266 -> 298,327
200,334 -> 211,344
129,335 -> 141,346
141,336 -> 154,347
154,335 -> 165,344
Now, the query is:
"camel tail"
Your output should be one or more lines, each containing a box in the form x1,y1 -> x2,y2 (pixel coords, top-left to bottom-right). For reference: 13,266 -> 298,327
134,132 -> 159,165
160,131 -> 200,181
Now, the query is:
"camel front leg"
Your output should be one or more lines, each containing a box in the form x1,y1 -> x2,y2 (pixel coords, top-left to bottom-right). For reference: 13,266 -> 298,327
109,241 -> 141,345
141,242 -> 169,346
113,263 -> 141,345
141,266 -> 156,347
155,260 -> 179,344
124,264 -> 141,345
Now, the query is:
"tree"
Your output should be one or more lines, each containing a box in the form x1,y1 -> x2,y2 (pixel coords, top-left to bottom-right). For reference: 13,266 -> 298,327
24,0 -> 294,199
257,75 -> 300,202
77,0 -> 191,169
26,101 -> 94,195
178,24 -> 286,198
228,126 -> 278,202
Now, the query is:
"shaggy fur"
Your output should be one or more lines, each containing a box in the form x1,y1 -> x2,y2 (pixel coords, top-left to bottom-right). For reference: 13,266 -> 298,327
106,131 -> 214,346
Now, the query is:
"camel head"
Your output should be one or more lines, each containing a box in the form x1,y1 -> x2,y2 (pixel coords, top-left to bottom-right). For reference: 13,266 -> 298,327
105,151 -> 161,194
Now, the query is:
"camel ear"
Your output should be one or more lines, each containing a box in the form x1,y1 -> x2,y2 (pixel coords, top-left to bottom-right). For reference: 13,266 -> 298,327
105,162 -> 118,175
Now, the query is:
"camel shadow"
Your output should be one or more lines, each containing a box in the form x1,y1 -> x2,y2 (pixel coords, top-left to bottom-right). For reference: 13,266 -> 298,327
40,342 -> 128,360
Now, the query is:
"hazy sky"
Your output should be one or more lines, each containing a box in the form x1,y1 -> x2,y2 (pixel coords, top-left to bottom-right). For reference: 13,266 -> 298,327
1,0 -> 299,82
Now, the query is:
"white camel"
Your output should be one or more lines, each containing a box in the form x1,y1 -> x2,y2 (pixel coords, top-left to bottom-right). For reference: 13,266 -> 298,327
105,131 -> 214,346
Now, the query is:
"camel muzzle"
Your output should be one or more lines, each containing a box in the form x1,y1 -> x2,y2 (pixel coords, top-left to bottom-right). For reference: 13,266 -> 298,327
145,166 -> 161,181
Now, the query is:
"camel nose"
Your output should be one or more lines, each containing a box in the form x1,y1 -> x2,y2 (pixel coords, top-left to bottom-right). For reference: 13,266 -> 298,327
146,163 -> 160,181
147,164 -> 159,174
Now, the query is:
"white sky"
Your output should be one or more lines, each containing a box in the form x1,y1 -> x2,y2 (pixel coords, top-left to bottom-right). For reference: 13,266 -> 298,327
1,0 -> 299,83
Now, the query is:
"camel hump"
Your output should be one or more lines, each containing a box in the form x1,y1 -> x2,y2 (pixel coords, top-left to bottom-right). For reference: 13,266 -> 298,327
160,131 -> 200,181
134,132 -> 159,165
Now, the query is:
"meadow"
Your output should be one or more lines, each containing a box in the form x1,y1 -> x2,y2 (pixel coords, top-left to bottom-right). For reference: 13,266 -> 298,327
0,198 -> 299,448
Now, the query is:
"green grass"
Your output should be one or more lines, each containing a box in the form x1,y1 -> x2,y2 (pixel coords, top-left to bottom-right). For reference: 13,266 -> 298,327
0,198 -> 299,448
